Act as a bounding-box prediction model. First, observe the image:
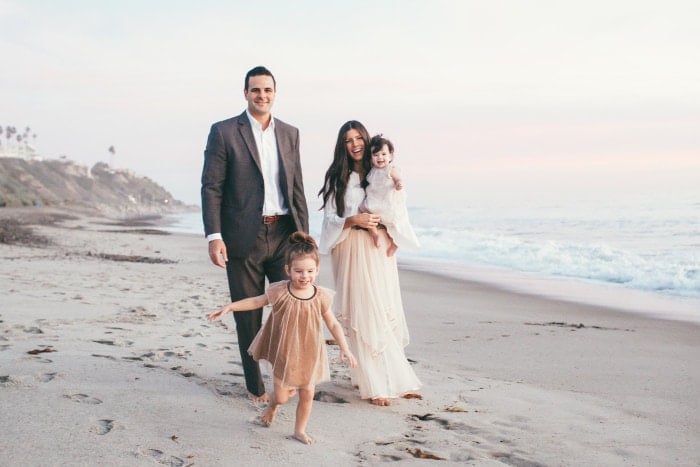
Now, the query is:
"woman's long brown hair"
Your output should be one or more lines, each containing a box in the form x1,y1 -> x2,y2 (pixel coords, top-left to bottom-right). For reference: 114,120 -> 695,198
318,120 -> 371,217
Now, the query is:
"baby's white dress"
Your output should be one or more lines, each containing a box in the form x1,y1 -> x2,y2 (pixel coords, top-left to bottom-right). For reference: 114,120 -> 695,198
363,164 -> 420,249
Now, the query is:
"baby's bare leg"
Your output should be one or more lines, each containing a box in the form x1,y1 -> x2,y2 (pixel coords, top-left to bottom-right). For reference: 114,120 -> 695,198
386,232 -> 398,257
368,226 -> 380,247
293,386 -> 315,444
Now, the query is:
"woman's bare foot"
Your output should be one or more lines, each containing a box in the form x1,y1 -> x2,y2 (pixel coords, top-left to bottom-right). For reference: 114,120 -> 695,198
402,392 -> 422,400
260,405 -> 278,427
249,392 -> 270,404
294,431 -> 314,445
370,397 -> 391,406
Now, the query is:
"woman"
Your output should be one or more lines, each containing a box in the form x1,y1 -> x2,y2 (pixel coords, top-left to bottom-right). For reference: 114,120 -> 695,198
318,120 -> 421,406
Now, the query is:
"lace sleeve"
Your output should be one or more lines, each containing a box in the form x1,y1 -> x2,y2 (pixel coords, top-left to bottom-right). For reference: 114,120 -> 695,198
319,197 -> 350,254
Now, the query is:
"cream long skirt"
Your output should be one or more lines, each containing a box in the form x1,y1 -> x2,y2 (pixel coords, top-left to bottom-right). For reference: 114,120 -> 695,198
331,227 -> 421,399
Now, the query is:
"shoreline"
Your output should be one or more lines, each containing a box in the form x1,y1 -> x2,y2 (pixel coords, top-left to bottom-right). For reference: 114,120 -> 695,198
397,258 -> 700,325
1,208 -> 698,465
163,209 -> 700,324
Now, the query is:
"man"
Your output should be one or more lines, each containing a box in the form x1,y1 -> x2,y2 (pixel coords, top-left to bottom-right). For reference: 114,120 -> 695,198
201,66 -> 308,402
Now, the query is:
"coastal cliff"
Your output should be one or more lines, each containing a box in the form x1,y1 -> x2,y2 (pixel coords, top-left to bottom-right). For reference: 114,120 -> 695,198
0,157 -> 191,215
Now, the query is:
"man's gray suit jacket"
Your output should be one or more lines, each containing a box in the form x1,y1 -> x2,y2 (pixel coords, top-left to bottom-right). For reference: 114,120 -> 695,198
201,111 -> 308,258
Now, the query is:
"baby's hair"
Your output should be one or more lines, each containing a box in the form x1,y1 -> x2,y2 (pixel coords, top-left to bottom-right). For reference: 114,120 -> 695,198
286,231 -> 320,266
369,134 -> 394,155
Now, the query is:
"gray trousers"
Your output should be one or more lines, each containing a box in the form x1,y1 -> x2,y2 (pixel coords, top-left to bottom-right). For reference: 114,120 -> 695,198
225,216 -> 295,396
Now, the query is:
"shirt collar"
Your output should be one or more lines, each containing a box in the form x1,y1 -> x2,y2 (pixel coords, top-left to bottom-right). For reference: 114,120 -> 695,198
246,109 -> 275,131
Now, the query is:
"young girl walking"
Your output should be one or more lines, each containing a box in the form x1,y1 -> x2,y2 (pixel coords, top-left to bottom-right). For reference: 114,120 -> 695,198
207,232 -> 357,444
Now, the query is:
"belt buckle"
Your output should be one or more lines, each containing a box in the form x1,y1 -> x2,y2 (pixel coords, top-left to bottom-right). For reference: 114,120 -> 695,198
263,215 -> 276,224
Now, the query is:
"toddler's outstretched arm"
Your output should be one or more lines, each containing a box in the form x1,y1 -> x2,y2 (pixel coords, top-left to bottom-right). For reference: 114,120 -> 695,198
207,294 -> 269,321
322,311 -> 358,368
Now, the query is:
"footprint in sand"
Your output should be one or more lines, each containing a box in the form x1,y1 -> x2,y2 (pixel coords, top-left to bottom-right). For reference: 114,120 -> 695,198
122,356 -> 143,361
40,372 -> 57,382
0,375 -> 35,388
92,354 -> 117,360
170,366 -> 196,378
135,448 -> 185,466
140,351 -> 175,362
491,451 -> 543,467
313,390 -> 348,403
93,339 -> 134,347
64,393 -> 103,404
409,413 -> 475,432
90,419 -> 114,435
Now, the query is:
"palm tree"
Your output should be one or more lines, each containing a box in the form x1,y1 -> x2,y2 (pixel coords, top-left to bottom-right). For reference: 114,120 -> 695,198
5,126 -> 17,145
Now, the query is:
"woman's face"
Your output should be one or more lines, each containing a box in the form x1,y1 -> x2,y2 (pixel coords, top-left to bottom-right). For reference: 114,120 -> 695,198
344,129 -> 365,164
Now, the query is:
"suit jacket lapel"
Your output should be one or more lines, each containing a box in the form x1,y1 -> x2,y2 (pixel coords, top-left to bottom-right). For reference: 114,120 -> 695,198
236,111 -> 262,174
274,120 -> 292,199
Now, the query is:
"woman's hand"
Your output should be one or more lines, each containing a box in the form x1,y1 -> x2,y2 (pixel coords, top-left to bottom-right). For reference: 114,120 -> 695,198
351,212 -> 381,229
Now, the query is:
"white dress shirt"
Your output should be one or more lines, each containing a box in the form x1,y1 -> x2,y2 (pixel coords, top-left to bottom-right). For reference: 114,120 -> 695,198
247,110 -> 288,217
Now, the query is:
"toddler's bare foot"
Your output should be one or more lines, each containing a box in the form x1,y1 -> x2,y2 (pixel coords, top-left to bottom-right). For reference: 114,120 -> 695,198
260,405 -> 278,427
294,431 -> 314,445
370,397 -> 391,406
386,243 -> 398,257
249,392 -> 270,404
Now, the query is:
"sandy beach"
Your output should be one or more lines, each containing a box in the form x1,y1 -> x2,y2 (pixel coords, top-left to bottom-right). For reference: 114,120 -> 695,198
1,208 -> 698,466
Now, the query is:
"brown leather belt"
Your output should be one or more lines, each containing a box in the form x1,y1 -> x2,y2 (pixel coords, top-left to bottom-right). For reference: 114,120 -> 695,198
262,215 -> 288,224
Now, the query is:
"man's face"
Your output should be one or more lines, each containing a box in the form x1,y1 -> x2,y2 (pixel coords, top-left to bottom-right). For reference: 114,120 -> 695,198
244,75 -> 276,117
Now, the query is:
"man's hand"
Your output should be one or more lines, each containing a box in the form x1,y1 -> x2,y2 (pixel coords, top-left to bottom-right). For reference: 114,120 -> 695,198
208,239 -> 228,268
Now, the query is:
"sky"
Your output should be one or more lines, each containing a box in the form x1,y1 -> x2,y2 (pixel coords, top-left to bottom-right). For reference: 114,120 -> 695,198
1,0 -> 699,207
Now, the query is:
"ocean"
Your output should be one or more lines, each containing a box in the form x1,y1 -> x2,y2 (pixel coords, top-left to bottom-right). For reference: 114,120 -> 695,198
164,195 -> 700,323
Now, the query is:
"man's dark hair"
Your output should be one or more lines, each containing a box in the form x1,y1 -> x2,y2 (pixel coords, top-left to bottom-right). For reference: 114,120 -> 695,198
244,66 -> 276,91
